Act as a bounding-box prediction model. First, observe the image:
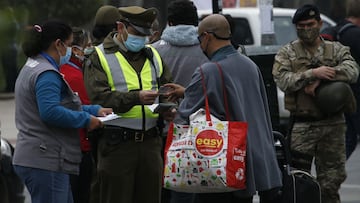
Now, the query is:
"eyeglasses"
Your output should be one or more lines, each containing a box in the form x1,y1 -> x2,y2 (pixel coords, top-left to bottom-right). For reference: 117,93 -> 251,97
72,45 -> 84,51
197,32 -> 207,43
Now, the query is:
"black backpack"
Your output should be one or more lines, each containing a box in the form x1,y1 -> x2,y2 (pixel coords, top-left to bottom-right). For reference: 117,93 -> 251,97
320,23 -> 356,41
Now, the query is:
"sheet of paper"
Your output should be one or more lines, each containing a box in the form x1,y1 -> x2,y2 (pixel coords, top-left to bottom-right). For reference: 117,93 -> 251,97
147,104 -> 159,113
97,113 -> 120,122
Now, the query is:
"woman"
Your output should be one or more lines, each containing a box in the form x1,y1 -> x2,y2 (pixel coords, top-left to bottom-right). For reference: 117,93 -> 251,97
60,27 -> 93,203
12,20 -> 112,203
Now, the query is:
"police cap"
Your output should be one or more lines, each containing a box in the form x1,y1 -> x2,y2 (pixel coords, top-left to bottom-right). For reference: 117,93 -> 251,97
94,5 -> 122,26
118,6 -> 158,36
292,4 -> 321,24
314,81 -> 356,115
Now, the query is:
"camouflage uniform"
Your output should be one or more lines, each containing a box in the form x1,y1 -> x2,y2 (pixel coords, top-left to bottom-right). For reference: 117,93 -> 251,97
273,39 -> 359,203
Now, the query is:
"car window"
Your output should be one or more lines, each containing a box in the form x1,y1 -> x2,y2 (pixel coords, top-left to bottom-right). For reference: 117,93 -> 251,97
320,21 -> 332,32
273,16 -> 334,46
232,18 -> 254,46
274,16 -> 297,45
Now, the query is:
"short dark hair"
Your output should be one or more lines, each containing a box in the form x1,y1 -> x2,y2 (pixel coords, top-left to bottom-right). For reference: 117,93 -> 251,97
167,0 -> 199,26
72,27 -> 88,47
92,24 -> 116,40
22,19 -> 72,57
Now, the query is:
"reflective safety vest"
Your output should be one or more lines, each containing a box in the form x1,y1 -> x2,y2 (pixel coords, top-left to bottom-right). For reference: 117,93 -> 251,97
95,44 -> 163,130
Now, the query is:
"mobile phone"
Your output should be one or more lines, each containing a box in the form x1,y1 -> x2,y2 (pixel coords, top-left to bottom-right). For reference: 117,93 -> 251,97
158,86 -> 172,95
153,102 -> 177,113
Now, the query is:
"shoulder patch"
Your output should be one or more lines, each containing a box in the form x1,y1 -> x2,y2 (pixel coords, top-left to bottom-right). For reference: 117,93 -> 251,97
25,58 -> 40,68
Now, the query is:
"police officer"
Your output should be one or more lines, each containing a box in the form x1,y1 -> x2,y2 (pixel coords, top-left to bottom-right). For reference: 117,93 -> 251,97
272,4 -> 359,203
83,6 -> 173,203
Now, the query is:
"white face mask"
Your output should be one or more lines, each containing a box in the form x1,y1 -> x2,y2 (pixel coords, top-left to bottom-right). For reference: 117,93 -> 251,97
72,45 -> 85,61
75,54 -> 85,62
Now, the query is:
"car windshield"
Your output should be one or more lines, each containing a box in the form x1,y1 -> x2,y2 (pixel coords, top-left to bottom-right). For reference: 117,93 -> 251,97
274,16 -> 297,45
232,16 -> 335,46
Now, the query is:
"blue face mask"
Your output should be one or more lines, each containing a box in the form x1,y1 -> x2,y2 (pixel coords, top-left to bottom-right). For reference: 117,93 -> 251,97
59,46 -> 72,66
124,34 -> 146,52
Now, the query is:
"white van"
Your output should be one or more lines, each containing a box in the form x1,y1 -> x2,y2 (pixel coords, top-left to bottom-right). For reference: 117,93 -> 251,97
198,7 -> 336,48
198,7 -> 336,133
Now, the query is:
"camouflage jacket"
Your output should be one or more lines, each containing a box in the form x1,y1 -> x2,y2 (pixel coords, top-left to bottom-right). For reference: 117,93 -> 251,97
272,39 -> 359,117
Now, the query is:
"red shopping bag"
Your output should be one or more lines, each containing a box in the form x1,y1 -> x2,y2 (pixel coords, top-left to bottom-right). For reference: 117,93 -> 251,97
163,63 -> 248,193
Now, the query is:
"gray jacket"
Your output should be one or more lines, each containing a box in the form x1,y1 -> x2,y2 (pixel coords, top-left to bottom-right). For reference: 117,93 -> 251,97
178,45 -> 282,195
13,56 -> 83,175
152,25 -> 208,86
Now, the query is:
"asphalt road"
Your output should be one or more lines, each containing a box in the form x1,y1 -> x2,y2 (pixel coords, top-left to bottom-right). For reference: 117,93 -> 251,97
1,96 -> 359,202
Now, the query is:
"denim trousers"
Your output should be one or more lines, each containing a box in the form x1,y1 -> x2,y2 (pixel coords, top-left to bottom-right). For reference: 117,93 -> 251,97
13,165 -> 73,203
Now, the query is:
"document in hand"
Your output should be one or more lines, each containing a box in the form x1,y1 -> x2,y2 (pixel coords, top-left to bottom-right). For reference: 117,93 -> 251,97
97,113 -> 120,122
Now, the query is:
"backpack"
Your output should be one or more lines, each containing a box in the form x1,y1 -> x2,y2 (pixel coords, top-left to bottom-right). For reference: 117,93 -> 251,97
320,23 -> 356,41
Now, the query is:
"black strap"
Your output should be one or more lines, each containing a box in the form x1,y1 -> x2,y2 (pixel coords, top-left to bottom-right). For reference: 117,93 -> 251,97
143,47 -> 161,88
337,23 -> 356,41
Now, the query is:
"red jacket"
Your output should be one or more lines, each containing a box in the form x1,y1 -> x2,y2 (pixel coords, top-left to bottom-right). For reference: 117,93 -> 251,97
60,57 -> 91,152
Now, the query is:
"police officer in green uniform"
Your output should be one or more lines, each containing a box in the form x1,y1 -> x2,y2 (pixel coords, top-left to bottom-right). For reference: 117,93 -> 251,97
83,6 -> 173,203
272,4 -> 359,203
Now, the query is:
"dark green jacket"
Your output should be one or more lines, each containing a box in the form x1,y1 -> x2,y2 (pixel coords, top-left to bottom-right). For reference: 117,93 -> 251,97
83,31 -> 172,113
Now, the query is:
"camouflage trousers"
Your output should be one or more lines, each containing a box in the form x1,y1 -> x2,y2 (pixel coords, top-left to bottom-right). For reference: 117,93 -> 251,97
291,122 -> 347,203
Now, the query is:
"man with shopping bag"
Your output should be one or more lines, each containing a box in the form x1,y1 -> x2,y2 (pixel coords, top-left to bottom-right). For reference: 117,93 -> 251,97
164,14 -> 282,203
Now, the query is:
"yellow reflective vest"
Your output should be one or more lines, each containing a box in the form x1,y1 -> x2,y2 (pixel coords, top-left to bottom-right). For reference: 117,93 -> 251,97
95,45 -> 163,130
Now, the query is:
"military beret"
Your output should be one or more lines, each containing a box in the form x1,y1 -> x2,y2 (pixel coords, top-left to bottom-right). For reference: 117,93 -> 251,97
292,4 -> 321,24
118,6 -> 158,35
94,5 -> 122,26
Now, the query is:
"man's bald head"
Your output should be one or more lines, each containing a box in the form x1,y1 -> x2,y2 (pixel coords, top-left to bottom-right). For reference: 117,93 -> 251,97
198,14 -> 231,39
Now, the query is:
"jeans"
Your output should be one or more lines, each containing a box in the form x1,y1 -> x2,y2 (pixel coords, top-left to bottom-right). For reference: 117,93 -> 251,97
14,165 -> 73,203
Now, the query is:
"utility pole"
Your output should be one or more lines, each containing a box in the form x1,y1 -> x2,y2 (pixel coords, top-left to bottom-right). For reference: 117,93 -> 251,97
212,0 -> 222,14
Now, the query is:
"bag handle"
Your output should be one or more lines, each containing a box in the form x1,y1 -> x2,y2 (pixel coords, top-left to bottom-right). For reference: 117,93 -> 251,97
199,62 -> 231,122
214,62 -> 231,120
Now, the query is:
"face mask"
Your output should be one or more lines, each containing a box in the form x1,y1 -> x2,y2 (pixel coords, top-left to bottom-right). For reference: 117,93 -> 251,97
200,36 -> 210,59
84,47 -> 94,55
75,54 -> 85,62
124,33 -> 146,52
297,27 -> 320,44
59,46 -> 72,66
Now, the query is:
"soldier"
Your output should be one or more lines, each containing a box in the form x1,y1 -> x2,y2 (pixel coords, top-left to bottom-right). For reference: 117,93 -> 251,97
83,6 -> 173,203
272,4 -> 359,203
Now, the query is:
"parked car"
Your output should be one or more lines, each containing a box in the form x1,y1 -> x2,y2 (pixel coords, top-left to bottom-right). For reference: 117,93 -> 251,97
198,7 -> 336,48
198,7 -> 336,134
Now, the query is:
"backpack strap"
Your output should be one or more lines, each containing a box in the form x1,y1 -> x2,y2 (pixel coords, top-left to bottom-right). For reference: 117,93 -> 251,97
337,23 -> 356,41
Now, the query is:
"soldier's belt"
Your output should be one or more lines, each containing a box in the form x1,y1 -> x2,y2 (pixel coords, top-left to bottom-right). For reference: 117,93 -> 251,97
294,116 -> 323,122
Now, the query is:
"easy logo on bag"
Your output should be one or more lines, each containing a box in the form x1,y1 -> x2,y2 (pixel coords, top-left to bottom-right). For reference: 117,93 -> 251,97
195,129 -> 224,157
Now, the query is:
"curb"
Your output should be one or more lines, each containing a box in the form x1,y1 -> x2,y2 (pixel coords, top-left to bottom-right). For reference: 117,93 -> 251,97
0,93 -> 15,100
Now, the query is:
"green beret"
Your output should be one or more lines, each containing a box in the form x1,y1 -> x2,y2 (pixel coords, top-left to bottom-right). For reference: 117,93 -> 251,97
292,4 -> 321,24
94,5 -> 122,26
118,6 -> 158,35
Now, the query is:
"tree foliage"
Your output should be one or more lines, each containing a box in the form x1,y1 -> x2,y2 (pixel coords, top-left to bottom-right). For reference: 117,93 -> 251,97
13,0 -> 103,27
